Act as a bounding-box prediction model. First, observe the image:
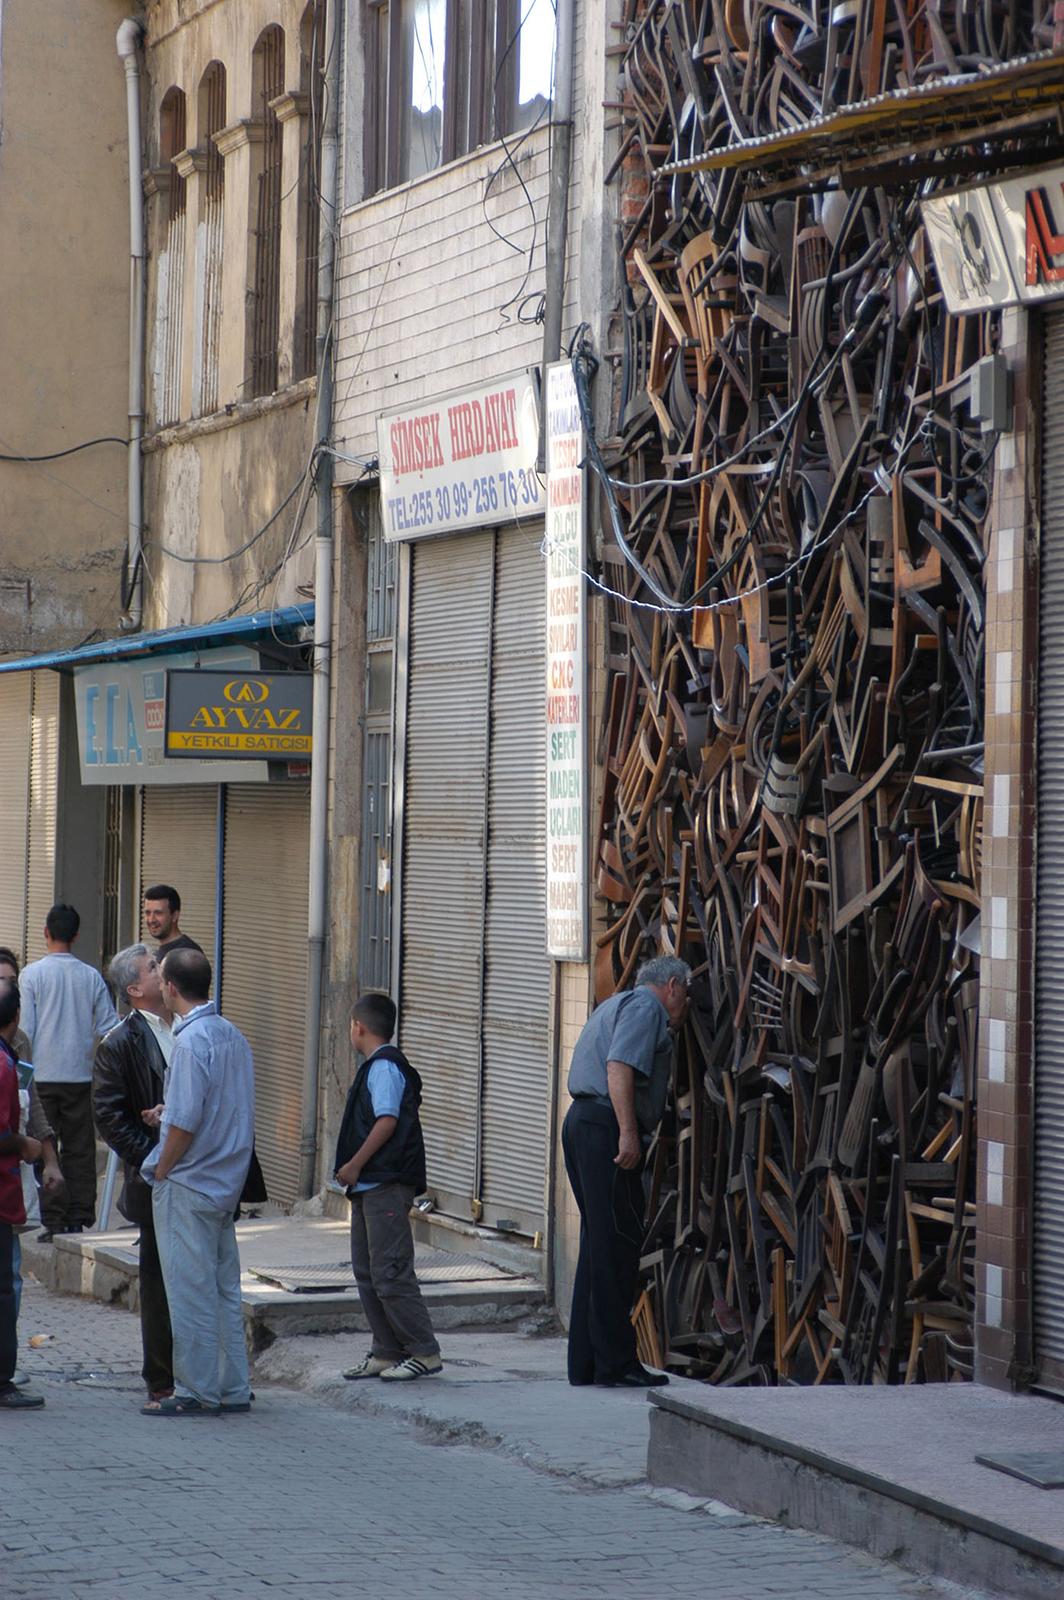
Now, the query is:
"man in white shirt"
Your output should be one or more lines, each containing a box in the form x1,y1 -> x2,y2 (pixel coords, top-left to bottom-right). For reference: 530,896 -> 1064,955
19,904 -> 119,1238
92,944 -> 174,1404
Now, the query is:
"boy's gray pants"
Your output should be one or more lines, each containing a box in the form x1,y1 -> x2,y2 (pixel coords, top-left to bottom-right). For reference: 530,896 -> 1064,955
349,1182 -> 440,1359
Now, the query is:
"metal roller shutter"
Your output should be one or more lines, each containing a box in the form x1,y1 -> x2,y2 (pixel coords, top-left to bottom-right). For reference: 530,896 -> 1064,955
139,786 -> 219,959
222,783 -> 310,1207
0,674 -> 32,961
480,527 -> 549,1233
1036,310 -> 1064,1388
25,672 -> 59,963
400,532 -> 492,1221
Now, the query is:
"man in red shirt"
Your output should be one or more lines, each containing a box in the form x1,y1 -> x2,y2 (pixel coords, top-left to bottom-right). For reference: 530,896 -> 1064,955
0,980 -> 46,1408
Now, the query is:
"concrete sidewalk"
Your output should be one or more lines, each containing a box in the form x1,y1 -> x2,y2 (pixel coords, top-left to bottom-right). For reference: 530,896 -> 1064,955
647,1380 -> 1064,1600
254,1323 -> 705,1491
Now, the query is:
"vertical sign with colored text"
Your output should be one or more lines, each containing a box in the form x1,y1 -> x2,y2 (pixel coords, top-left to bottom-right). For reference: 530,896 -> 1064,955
545,361 -> 587,961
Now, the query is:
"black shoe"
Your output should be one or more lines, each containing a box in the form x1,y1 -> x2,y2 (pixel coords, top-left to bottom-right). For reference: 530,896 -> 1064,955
0,1384 -> 45,1409
36,1230 -> 55,1243
598,1365 -> 669,1389
62,1225 -> 85,1235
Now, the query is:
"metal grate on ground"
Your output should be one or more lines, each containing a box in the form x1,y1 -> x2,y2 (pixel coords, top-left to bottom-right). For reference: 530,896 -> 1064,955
248,1249 -> 519,1294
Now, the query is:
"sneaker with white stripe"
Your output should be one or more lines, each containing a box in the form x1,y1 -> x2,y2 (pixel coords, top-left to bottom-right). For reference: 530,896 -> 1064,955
379,1353 -> 443,1382
342,1354 -> 393,1381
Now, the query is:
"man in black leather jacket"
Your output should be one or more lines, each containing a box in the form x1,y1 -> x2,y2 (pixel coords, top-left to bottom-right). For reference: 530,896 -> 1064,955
92,944 -> 174,1403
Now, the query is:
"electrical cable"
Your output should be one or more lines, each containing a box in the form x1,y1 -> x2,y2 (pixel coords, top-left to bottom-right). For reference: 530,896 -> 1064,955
483,0 -> 556,320
545,426 -> 925,618
892,216 -> 1002,486
571,321 -> 832,611
154,470 -> 309,564
572,231 -> 901,611
334,170 -> 415,417
606,190 -> 870,496
0,436 -> 127,463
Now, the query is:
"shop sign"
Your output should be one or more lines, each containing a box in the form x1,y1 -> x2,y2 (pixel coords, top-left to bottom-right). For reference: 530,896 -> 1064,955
923,162 -> 1064,314
545,361 -> 587,962
74,647 -> 269,785
377,371 -> 544,542
165,669 -> 313,759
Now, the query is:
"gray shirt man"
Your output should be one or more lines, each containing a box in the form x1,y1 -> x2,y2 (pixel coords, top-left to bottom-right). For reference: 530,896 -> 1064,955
19,952 -> 119,1084
142,1000 -> 254,1212
567,986 -> 674,1135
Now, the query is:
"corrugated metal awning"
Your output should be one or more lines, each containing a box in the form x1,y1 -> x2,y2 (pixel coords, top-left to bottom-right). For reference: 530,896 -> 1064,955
0,604 -> 313,675
662,51 -> 1064,184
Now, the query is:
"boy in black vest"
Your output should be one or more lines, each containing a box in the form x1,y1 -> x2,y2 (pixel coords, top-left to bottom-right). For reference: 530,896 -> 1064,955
334,992 -> 442,1382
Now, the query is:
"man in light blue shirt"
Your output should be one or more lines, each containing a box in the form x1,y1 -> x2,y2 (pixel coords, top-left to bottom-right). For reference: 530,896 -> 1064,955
19,903 -> 119,1238
141,947 -> 255,1417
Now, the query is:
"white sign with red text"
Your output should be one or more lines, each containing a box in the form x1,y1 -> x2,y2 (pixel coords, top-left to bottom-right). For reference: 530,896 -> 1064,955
922,161 -> 1064,314
545,361 -> 587,961
377,372 -> 544,541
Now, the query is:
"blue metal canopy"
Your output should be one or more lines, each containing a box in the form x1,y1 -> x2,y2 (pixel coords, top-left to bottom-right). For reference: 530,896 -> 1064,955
0,604 -> 314,674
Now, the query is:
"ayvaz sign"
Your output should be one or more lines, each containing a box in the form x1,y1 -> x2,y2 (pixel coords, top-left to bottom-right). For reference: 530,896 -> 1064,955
377,371 -> 544,542
923,162 -> 1064,314
166,670 -> 313,759
74,647 -> 270,785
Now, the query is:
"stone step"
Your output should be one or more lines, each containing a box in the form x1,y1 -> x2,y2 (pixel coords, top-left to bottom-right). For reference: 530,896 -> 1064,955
20,1225 -> 546,1355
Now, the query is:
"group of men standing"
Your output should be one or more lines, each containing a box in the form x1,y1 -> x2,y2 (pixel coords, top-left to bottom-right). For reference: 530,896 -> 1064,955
3,866 -> 695,1415
0,887 -> 257,1417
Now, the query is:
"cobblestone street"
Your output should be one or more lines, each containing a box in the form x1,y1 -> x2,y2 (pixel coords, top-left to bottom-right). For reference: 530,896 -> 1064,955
2,1282 -> 979,1600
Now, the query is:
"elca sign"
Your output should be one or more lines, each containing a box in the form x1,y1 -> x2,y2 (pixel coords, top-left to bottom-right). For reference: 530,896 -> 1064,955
74,647 -> 270,785
165,670 -> 312,759
923,162 -> 1064,313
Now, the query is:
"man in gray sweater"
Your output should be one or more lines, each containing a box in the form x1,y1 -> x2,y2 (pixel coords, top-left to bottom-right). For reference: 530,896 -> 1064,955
19,904 -> 118,1239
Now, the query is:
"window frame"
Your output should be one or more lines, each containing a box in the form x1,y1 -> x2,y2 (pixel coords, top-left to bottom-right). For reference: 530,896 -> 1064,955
249,25 -> 286,398
363,0 -> 547,198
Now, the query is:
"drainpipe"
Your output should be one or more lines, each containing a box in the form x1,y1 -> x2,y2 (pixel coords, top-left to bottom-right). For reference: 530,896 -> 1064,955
117,17 -> 145,633
540,0 -> 575,387
540,0 -> 575,1293
299,0 -> 342,1198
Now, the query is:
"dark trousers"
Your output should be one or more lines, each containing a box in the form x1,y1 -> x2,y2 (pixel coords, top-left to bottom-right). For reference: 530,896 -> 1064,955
137,1206 -> 174,1394
349,1183 -> 439,1360
37,1082 -> 95,1230
562,1100 -> 644,1385
0,1221 -> 16,1389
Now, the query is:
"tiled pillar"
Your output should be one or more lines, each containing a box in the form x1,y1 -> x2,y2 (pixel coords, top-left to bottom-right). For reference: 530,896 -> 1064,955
975,306 -> 1037,1388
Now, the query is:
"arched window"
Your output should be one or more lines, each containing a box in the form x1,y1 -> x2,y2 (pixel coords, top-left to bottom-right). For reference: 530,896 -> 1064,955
250,26 -> 285,396
157,87 -> 188,425
296,2 -> 325,380
195,62 -> 227,415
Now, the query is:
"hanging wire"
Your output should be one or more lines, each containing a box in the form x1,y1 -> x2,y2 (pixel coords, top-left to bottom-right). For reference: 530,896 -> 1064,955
0,436 -> 127,463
